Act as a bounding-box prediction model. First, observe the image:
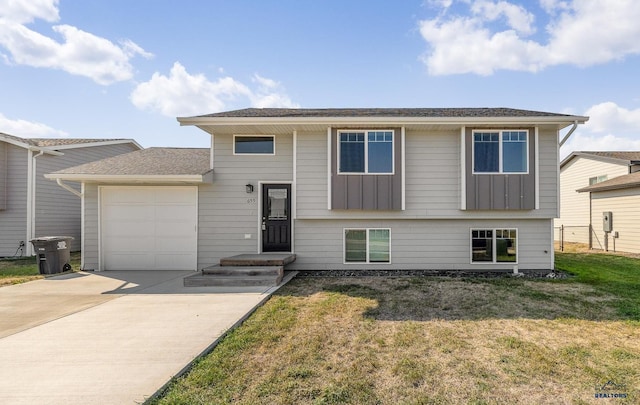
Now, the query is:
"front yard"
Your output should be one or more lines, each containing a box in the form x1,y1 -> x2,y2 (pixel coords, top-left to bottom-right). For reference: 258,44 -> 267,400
152,253 -> 640,404
0,252 -> 81,286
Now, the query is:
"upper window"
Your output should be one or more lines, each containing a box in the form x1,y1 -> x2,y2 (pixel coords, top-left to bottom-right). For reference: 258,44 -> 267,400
234,135 -> 275,155
473,130 -> 528,174
338,130 -> 393,174
589,175 -> 608,186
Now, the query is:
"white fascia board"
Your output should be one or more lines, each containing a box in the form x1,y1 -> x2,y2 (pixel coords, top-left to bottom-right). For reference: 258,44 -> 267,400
178,115 -> 589,129
44,174 -> 207,183
50,139 -> 143,150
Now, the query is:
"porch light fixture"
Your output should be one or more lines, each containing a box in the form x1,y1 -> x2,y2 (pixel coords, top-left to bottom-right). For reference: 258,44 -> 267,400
245,183 -> 254,193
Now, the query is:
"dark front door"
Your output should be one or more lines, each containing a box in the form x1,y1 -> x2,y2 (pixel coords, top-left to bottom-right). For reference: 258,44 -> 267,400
262,184 -> 291,252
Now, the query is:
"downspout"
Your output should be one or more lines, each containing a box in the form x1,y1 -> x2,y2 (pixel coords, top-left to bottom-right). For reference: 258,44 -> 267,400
56,178 -> 83,197
559,120 -> 578,147
26,150 -> 45,256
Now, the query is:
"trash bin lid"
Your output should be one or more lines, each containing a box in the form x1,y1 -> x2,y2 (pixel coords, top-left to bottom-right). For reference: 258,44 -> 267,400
30,236 -> 74,242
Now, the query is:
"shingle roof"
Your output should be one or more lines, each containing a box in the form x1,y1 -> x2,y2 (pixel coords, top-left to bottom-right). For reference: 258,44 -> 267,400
0,132 -> 131,148
560,151 -> 640,168
195,107 -> 578,119
51,148 -> 210,176
578,171 -> 640,193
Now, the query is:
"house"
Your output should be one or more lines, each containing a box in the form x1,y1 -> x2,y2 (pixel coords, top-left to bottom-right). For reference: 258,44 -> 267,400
555,152 -> 640,248
574,166 -> 640,254
45,108 -> 587,272
0,133 -> 141,257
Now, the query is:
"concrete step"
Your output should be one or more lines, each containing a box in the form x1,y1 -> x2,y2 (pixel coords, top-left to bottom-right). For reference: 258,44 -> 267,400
184,273 -> 283,287
201,265 -> 283,277
220,253 -> 296,267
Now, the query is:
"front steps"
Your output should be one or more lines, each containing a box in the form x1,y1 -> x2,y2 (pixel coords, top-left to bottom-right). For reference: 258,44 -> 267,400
184,253 -> 296,287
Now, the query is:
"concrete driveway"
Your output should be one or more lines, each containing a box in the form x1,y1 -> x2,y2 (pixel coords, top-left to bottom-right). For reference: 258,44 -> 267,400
0,270 -> 289,405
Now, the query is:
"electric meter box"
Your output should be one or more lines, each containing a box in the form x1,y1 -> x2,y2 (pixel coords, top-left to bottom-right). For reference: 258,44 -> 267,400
603,211 -> 613,232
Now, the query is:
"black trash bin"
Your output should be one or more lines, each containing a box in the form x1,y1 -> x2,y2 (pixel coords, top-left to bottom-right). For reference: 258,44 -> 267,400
30,237 -> 74,274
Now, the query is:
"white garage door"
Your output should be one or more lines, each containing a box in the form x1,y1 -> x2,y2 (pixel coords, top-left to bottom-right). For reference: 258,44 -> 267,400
101,186 -> 198,270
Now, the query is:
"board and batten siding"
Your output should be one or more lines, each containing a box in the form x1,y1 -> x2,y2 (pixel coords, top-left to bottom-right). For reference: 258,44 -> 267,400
296,127 -> 559,220
590,188 -> 640,253
35,143 -> 139,252
291,218 -> 554,270
197,132 -> 293,268
555,157 -> 628,244
0,144 -> 28,256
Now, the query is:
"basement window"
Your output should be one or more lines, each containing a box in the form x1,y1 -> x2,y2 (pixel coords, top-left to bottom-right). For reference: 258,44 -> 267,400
344,228 -> 391,263
471,229 -> 517,264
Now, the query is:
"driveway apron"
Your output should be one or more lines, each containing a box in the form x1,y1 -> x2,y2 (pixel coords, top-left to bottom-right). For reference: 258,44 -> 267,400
0,271 -> 280,405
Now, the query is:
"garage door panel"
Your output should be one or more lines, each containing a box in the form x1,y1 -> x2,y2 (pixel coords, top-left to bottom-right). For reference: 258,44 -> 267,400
101,187 -> 198,271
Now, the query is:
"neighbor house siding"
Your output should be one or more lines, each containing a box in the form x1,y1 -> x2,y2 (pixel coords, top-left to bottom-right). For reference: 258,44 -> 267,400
290,218 -> 553,270
555,157 -> 628,244
0,142 -> 6,210
0,145 -> 28,256
590,188 -> 640,253
35,143 -> 139,252
197,132 -> 293,268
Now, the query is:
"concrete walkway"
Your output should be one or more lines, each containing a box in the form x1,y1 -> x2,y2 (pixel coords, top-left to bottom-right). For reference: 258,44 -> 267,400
0,270 -> 287,405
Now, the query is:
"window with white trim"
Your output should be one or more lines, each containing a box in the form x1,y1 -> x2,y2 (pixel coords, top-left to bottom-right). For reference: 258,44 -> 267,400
589,175 -> 608,186
338,130 -> 393,174
344,228 -> 390,263
473,130 -> 528,174
471,229 -> 517,263
234,135 -> 275,155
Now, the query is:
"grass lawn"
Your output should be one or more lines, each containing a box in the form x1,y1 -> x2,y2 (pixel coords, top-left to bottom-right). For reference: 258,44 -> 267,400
152,252 -> 640,404
0,251 -> 81,286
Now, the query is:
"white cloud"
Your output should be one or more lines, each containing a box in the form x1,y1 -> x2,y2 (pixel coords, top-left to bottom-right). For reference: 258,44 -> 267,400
0,113 -> 68,137
0,0 -> 151,84
131,62 -> 299,117
0,0 -> 60,24
419,0 -> 640,75
560,102 -> 640,158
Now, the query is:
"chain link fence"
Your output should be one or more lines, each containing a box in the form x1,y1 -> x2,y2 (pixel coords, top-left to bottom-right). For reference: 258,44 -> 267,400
554,225 -> 603,251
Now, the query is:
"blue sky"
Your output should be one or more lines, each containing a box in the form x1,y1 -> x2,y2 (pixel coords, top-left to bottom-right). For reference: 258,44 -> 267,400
1,0 -> 640,157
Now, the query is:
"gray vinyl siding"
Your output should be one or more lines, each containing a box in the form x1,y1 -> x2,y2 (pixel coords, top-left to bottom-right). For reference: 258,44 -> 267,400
0,142 -> 6,210
290,218 -> 553,270
296,127 -> 559,219
0,145 -> 28,256
35,143 -> 139,252
82,183 -> 99,270
197,133 -> 293,268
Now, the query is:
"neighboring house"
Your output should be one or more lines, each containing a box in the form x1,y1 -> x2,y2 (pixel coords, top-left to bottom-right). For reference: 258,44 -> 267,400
46,108 -> 587,272
0,133 -> 141,257
575,168 -> 640,254
555,152 -> 640,247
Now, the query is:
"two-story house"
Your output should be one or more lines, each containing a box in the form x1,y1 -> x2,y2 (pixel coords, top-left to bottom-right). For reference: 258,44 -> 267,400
46,108 -> 587,272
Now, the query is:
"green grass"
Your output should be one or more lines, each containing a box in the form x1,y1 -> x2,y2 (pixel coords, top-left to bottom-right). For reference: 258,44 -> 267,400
149,252 -> 640,404
556,252 -> 640,320
0,251 -> 81,286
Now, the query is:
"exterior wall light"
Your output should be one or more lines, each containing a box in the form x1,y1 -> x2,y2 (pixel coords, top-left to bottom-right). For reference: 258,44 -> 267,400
245,183 -> 254,193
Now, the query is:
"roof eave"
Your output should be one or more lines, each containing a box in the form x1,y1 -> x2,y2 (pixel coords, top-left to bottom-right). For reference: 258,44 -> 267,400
44,173 -> 210,184
49,139 -> 143,151
178,115 -> 588,129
